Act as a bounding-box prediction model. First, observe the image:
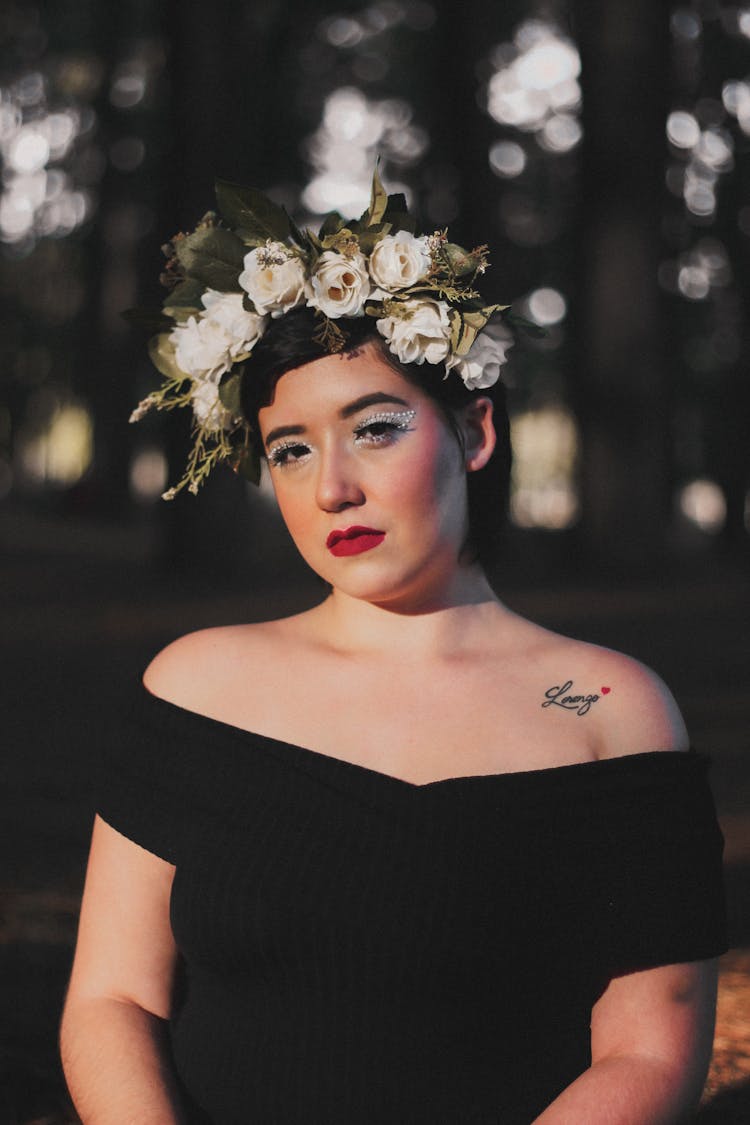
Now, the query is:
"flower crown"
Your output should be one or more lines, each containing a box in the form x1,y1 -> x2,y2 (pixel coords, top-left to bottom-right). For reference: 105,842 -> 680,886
128,169 -> 513,499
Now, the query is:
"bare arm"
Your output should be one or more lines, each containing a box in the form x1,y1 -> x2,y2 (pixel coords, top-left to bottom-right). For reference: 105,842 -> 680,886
533,957 -> 718,1123
61,815 -> 187,1123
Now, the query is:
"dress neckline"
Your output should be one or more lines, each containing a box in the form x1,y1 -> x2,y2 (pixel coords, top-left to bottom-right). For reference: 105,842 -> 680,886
140,683 -> 694,793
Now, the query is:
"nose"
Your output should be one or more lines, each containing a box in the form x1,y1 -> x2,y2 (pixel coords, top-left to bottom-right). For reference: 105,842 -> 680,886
315,444 -> 365,513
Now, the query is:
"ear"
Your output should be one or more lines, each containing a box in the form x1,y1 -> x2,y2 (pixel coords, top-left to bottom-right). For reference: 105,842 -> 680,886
458,397 -> 496,472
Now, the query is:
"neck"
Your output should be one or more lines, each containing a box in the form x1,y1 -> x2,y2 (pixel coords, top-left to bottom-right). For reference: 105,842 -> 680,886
314,565 -> 509,660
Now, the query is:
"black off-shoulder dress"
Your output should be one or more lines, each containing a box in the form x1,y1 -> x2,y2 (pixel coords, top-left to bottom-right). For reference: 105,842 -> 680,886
96,685 -> 727,1125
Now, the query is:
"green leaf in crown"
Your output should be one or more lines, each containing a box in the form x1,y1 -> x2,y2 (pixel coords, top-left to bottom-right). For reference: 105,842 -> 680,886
215,179 -> 292,247
233,441 -> 262,486
362,165 -> 389,227
355,223 -> 395,256
175,226 -> 247,291
318,211 -> 346,239
148,333 -> 190,383
218,370 -> 244,418
163,278 -> 205,315
449,306 -> 508,357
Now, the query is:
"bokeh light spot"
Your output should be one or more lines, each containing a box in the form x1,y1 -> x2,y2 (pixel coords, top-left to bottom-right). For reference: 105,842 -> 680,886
694,128 -> 733,171
129,447 -> 168,502
8,128 -> 50,174
678,264 -> 710,299
670,8 -> 702,39
510,404 -> 579,530
18,401 -> 94,488
527,287 -> 567,326
15,72 -> 45,107
666,110 -> 700,149
538,113 -> 582,153
486,20 -> 581,139
684,181 -> 716,218
515,39 -> 580,91
722,80 -> 750,135
302,88 -> 424,215
322,16 -> 364,48
110,71 -> 146,109
678,479 -> 726,533
488,140 -> 526,178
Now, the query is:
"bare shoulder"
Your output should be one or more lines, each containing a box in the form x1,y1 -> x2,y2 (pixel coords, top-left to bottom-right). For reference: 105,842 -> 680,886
539,631 -> 689,758
142,618 -> 294,712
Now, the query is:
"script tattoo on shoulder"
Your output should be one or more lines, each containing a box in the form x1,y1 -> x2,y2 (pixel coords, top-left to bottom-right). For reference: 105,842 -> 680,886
541,680 -> 611,717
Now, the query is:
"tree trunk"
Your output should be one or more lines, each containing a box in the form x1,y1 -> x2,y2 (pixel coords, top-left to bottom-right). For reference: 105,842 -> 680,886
572,1 -> 671,572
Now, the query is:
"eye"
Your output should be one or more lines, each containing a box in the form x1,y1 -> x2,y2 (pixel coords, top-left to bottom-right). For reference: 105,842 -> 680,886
353,409 -> 416,446
267,440 -> 311,468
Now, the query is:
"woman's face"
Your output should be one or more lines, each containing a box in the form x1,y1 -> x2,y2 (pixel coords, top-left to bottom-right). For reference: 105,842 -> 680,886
257,342 -> 486,608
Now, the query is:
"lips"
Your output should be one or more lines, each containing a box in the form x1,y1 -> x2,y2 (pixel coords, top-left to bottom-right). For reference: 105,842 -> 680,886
326,525 -> 386,557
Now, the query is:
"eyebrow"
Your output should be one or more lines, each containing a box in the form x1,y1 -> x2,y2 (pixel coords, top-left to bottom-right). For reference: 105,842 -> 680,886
263,392 -> 411,448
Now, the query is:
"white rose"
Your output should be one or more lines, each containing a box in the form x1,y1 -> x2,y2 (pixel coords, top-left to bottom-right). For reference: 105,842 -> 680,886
171,314 -> 233,381
171,291 -> 267,381
239,243 -> 308,318
445,334 -> 512,390
191,379 -> 233,432
201,290 -> 267,353
307,250 -> 371,318
368,232 -> 431,292
376,298 -> 452,365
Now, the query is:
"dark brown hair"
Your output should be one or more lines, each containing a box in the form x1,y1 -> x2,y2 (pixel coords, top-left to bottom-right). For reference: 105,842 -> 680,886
240,307 -> 511,572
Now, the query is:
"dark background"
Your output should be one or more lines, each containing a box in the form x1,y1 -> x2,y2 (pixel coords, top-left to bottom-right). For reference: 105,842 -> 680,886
1,1 -> 748,1121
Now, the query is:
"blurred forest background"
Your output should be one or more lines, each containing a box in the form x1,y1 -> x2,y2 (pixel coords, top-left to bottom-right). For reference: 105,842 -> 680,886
2,0 -> 750,570
1,0 -> 749,1121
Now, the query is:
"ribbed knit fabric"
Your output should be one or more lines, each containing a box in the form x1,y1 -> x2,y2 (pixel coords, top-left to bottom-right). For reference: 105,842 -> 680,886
96,685 -> 727,1125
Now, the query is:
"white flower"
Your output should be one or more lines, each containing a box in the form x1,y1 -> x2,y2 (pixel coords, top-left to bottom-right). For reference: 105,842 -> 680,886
445,334 -> 512,390
307,250 -> 371,318
172,314 -> 231,380
171,291 -> 266,381
191,379 -> 233,432
201,290 -> 266,351
239,243 -> 308,318
376,298 -> 453,365
368,232 -> 432,292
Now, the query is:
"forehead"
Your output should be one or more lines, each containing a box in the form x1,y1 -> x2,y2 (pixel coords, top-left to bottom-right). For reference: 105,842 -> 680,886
258,343 -> 423,425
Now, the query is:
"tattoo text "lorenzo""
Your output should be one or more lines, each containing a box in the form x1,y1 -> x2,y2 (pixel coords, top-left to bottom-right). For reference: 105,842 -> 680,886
542,680 -> 611,717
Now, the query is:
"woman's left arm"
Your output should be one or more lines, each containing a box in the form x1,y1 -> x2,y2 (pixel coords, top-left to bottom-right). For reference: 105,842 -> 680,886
533,957 -> 718,1124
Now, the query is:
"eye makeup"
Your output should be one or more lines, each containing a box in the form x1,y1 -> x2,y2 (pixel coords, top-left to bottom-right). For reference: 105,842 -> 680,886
353,409 -> 416,443
266,409 -> 416,467
355,409 -> 416,429
267,439 -> 311,468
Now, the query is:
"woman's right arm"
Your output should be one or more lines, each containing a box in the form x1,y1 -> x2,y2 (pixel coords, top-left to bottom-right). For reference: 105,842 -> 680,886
60,814 -> 187,1123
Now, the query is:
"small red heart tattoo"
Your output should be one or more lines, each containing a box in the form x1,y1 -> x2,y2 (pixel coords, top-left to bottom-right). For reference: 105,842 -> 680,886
601,686 -> 611,694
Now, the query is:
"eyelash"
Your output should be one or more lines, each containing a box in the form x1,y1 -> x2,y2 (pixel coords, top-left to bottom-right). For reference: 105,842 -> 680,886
267,440 -> 309,468
267,410 -> 416,469
354,410 -> 416,445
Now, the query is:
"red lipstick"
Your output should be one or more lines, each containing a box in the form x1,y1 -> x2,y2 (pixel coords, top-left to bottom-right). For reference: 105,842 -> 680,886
326,526 -> 385,557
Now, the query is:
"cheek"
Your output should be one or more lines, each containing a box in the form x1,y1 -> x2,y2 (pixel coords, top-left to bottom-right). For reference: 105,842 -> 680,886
269,480 -> 315,546
396,426 -> 464,514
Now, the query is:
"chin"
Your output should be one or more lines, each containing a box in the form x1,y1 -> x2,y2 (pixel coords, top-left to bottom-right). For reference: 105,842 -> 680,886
323,554 -> 459,609
321,564 -> 405,603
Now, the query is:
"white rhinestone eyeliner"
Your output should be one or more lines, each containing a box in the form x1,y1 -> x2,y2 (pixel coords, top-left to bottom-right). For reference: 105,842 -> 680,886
356,409 -> 416,429
267,439 -> 308,466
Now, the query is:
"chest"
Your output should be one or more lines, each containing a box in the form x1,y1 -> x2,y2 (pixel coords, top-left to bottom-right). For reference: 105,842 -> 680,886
220,652 -> 601,784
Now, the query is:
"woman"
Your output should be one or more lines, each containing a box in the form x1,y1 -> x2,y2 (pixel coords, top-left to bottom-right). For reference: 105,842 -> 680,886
60,176 -> 727,1123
